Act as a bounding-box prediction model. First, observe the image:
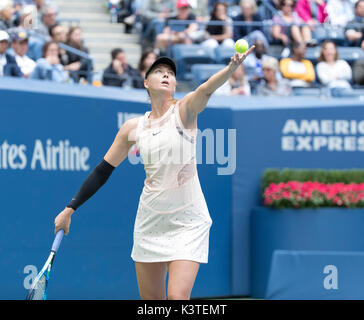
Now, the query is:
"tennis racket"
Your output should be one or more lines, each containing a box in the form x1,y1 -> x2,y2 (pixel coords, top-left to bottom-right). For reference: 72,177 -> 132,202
25,229 -> 64,300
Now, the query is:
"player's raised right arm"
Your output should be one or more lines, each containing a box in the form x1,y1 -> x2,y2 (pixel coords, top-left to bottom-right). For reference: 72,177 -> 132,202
54,117 -> 139,235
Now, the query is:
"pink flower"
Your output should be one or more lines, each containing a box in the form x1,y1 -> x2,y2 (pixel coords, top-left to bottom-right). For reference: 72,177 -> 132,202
263,180 -> 364,208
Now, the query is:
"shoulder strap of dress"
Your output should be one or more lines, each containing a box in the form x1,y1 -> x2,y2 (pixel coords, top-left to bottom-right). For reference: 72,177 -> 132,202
173,101 -> 196,144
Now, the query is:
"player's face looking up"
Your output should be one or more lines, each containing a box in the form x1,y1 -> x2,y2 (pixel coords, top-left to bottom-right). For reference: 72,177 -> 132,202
144,64 -> 176,96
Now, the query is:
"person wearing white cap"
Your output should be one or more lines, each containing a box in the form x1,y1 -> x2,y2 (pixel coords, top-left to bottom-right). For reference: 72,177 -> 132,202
0,30 -> 8,76
0,29 -> 8,41
0,29 -> 23,77
11,28 -> 36,77
256,55 -> 292,96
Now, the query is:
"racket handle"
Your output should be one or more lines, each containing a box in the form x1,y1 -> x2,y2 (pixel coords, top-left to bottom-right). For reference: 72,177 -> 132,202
51,229 -> 64,253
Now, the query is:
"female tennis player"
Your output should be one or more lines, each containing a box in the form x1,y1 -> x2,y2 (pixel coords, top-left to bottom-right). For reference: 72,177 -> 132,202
54,47 -> 254,300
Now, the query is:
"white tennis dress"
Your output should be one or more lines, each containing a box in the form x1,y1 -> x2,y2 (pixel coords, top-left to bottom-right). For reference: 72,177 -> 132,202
131,102 -> 213,263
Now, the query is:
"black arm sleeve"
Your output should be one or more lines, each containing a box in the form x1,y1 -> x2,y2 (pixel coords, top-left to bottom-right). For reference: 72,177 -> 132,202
66,159 -> 115,211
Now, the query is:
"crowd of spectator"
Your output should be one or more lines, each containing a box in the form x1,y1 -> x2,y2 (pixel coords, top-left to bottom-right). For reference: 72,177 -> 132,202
0,0 -> 92,84
1,0 -> 364,97
104,0 -> 364,96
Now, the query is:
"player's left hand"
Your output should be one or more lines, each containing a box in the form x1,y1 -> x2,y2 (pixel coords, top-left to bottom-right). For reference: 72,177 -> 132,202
229,45 -> 255,71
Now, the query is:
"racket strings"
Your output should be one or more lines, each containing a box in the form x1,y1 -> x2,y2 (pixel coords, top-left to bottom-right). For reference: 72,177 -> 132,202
28,276 -> 47,300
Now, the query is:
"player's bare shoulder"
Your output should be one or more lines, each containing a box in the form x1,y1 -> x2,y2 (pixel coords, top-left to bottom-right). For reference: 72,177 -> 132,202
104,116 -> 142,167
120,116 -> 142,145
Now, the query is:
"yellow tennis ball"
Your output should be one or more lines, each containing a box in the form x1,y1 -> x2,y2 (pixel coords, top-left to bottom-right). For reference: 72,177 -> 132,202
235,39 -> 249,53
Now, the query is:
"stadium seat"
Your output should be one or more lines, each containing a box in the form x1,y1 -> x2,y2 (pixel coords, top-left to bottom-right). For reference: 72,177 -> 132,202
313,26 -> 346,45
330,87 -> 364,98
327,27 -> 346,45
191,64 -> 226,86
352,88 -> 364,97
214,46 -> 235,64
305,46 -> 321,65
227,5 -> 241,19
151,19 -> 166,38
167,19 -> 190,33
266,44 -> 284,59
292,87 -> 322,97
172,44 -> 215,80
337,47 -> 364,66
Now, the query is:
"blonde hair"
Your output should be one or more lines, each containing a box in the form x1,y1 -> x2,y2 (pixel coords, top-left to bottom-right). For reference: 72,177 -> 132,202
262,56 -> 279,72
240,0 -> 258,13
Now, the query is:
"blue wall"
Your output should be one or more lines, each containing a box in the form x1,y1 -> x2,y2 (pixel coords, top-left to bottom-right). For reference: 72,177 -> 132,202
252,208 -> 364,298
266,249 -> 364,300
1,78 -> 363,299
